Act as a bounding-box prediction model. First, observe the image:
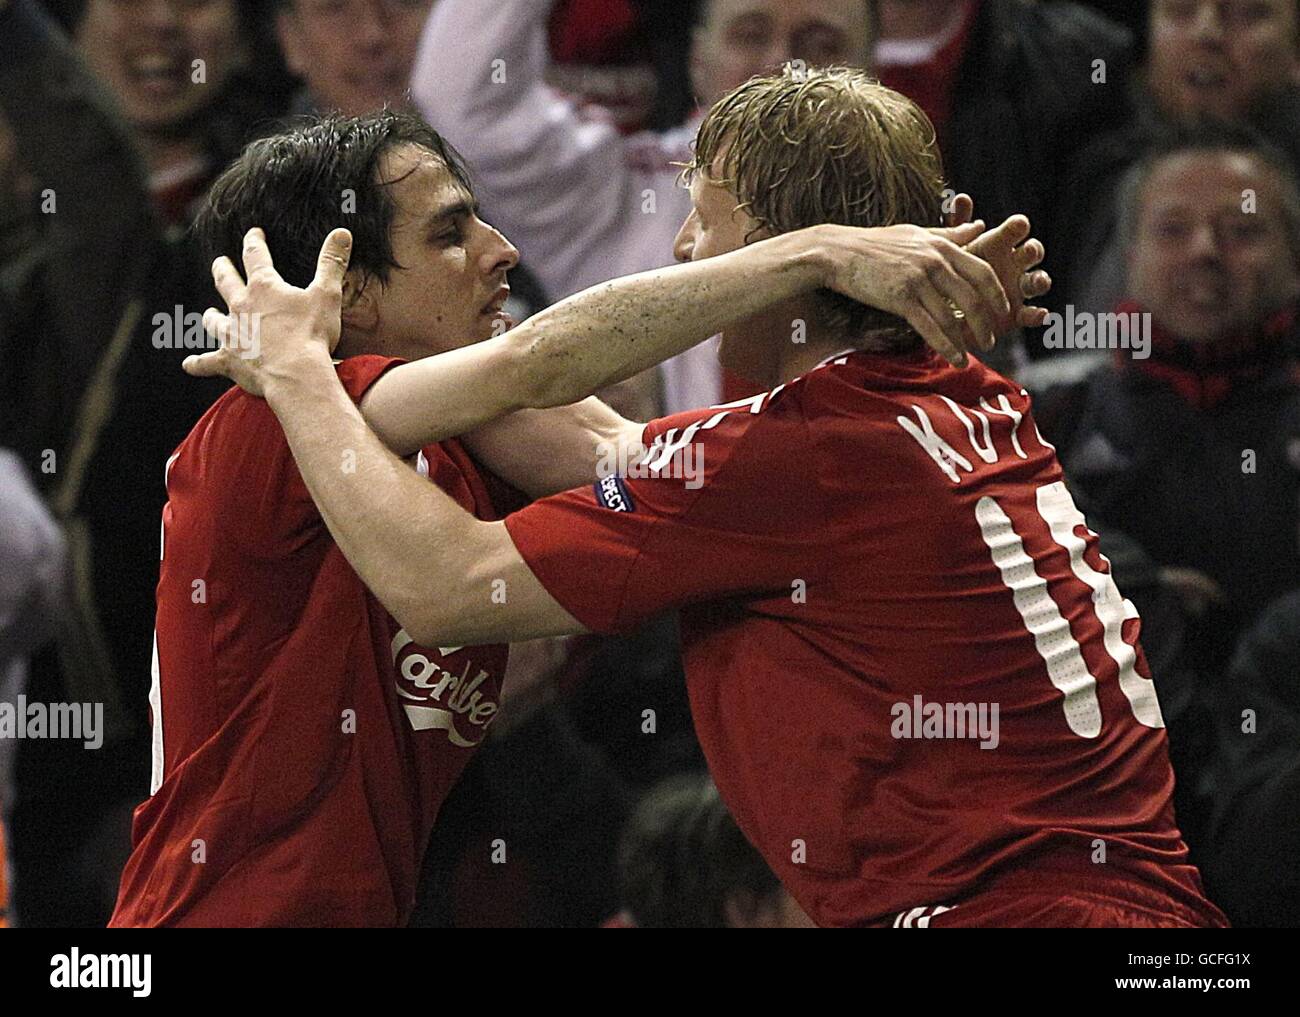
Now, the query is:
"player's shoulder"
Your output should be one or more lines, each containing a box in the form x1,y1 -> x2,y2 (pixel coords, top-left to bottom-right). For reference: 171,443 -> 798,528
335,354 -> 406,401
645,384 -> 799,446
191,356 -> 400,431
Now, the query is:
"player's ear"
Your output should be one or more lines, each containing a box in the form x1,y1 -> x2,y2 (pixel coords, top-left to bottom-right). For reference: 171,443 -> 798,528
340,268 -> 379,335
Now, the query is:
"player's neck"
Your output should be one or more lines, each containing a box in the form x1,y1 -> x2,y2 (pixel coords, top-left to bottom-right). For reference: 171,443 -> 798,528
775,337 -> 857,385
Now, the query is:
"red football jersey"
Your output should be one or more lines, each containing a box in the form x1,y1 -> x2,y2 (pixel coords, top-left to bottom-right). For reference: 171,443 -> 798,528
505,349 -> 1227,928
110,356 -> 508,927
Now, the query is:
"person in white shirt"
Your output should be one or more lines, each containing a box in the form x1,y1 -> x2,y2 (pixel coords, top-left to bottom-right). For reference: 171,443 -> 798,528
411,0 -> 876,413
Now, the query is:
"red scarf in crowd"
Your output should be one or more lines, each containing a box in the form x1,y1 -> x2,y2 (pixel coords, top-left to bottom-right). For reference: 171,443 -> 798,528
1116,298 -> 1300,411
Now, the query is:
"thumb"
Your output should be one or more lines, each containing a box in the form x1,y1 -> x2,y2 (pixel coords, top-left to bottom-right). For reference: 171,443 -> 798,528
313,228 -> 353,292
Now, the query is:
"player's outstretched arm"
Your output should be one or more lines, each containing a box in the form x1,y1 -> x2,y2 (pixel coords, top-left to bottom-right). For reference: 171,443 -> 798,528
186,216 -> 1018,444
186,210 -> 1047,494
180,222 -> 1042,642
268,351 -> 588,646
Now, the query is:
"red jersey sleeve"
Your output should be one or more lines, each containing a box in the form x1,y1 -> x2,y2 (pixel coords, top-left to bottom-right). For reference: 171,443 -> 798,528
270,355 -> 404,502
503,395 -> 825,634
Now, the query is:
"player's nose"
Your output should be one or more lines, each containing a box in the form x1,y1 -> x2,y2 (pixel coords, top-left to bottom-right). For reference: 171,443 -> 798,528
482,223 -> 519,274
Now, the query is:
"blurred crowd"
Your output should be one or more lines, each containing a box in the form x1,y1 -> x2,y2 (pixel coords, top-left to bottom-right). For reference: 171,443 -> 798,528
0,0 -> 1297,928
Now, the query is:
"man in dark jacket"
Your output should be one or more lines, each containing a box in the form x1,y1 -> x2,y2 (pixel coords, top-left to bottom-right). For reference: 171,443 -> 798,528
875,0 -> 1136,334
1061,128 -> 1300,664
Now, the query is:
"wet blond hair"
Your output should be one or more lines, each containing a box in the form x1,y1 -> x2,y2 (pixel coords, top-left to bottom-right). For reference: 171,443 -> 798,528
686,65 -> 947,348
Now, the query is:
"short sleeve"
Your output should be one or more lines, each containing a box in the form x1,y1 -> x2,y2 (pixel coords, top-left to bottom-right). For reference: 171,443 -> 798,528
503,402 -> 824,634
334,354 -> 406,402
276,355 -> 406,505
202,355 -> 407,553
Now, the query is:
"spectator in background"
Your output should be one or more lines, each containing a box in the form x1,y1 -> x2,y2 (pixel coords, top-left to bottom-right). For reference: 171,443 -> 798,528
1203,588 -> 1300,927
544,0 -> 659,135
874,0 -> 1135,351
275,0 -> 433,117
66,0 -> 291,230
411,0 -> 876,415
1,0 -> 183,926
1064,0 -> 1300,314
1058,127 -> 1300,668
610,774 -> 815,928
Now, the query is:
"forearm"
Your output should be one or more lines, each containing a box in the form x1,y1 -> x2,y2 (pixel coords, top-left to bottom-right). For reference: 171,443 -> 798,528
458,398 -> 644,499
517,229 -> 822,404
267,358 -> 491,634
362,227 -> 825,455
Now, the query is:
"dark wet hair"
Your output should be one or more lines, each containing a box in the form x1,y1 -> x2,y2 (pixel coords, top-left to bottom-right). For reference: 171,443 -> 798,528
193,108 -> 474,291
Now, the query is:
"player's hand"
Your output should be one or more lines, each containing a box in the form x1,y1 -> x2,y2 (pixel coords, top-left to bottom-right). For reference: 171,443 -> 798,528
942,197 -> 1054,330
183,227 -> 353,397
816,220 -> 1012,368
961,212 -> 1052,331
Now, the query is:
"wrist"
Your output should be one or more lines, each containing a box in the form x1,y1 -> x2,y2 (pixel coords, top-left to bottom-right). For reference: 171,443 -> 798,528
263,350 -> 337,408
785,224 -> 837,289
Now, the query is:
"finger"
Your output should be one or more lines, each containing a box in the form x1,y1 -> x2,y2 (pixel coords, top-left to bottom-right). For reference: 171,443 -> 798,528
931,220 -> 985,246
944,192 -> 975,228
1022,269 -> 1052,300
202,307 -> 234,349
312,227 -> 353,293
211,256 -> 247,308
926,263 -> 996,354
1018,306 -> 1050,328
946,244 -> 1013,338
241,227 -> 275,280
182,350 -> 235,378
905,301 -> 968,368
1015,238 -> 1046,271
985,214 -> 1032,249
916,276 -> 986,362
